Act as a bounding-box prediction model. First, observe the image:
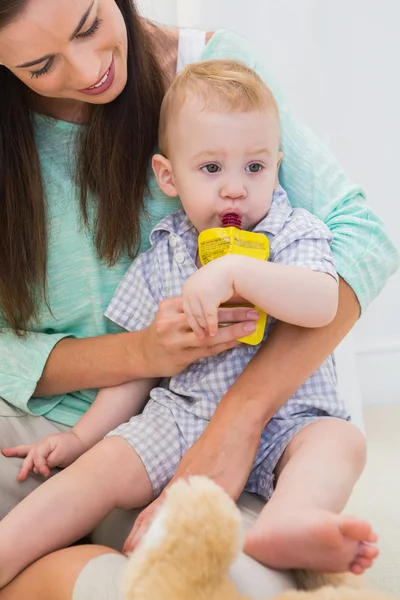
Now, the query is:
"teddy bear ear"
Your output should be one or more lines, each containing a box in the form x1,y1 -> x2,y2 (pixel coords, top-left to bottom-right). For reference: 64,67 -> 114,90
122,476 -> 244,600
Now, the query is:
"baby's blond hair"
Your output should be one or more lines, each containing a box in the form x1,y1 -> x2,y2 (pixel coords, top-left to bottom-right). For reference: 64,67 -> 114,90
159,59 -> 279,156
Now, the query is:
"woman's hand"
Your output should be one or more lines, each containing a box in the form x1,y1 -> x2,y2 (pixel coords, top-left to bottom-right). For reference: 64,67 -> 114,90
140,297 -> 258,377
123,403 -> 262,553
2,432 -> 86,481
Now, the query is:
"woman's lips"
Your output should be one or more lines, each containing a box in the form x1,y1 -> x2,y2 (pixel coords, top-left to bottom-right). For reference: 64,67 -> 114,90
79,55 -> 115,96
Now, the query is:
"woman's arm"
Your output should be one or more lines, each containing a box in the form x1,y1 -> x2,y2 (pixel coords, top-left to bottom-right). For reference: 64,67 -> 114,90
33,331 -> 150,397
172,277 -> 359,498
33,303 -> 257,397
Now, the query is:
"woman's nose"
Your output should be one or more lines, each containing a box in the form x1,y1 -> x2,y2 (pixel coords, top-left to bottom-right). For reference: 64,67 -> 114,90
66,51 -> 103,90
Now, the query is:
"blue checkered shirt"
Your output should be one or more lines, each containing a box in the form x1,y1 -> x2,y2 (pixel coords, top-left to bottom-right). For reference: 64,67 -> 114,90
106,186 -> 345,432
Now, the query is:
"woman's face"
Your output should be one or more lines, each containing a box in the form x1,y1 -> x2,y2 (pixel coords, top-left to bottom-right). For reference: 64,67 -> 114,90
0,0 -> 128,105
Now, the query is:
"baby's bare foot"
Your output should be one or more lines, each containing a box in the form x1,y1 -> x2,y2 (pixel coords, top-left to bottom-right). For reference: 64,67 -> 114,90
244,509 -> 378,574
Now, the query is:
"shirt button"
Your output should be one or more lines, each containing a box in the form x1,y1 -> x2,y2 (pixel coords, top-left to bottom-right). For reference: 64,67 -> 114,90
169,235 -> 177,248
175,252 -> 185,264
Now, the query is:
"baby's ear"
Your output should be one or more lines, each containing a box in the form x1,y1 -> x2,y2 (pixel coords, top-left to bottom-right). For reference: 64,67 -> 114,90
274,151 -> 283,188
152,154 -> 178,197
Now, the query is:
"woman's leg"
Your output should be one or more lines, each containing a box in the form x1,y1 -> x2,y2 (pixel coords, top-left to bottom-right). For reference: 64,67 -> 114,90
0,398 -> 71,519
0,546 -> 122,600
0,437 -> 153,588
93,490 -> 296,596
0,540 -> 294,600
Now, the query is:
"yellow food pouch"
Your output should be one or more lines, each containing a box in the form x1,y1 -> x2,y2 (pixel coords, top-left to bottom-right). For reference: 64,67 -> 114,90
198,222 -> 269,345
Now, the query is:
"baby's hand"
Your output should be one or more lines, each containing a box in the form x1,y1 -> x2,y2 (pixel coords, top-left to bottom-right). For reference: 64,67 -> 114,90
2,432 -> 86,481
182,256 -> 235,338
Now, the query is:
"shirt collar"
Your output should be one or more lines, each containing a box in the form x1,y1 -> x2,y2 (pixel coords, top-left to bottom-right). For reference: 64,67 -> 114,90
252,186 -> 292,236
150,185 -> 292,243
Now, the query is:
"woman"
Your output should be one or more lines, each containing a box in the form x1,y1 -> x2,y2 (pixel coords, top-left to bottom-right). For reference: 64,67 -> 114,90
0,0 -> 398,597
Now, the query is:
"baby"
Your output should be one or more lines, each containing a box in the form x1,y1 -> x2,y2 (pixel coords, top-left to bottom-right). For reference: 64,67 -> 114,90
0,59 -> 377,587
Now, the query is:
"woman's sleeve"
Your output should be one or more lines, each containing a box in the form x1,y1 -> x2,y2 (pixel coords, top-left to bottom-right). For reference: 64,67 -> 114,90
0,317 -> 72,413
203,31 -> 399,312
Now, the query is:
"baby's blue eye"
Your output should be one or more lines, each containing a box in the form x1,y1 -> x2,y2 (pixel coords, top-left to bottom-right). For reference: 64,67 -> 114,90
246,163 -> 263,173
202,164 -> 220,174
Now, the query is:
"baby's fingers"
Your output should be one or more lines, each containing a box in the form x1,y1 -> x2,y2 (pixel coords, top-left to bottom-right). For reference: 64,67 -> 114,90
18,454 -> 35,482
192,298 -> 218,337
2,444 -> 32,458
204,306 -> 219,337
182,297 -> 206,340
192,296 -> 218,337
33,454 -> 51,479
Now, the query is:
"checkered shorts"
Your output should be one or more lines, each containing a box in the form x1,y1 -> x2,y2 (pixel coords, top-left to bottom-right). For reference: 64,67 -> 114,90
107,397 -> 348,500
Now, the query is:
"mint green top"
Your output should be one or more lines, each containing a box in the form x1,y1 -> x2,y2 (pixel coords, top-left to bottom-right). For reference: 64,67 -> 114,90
0,30 -> 398,426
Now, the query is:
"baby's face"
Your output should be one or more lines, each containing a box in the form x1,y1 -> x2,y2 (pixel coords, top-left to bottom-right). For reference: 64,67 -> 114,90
167,98 -> 282,232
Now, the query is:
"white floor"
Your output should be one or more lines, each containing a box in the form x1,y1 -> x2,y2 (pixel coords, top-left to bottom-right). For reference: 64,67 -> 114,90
346,403 -> 400,595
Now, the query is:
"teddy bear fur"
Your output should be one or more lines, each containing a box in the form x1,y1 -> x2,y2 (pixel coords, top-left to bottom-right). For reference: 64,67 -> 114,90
122,476 -> 394,600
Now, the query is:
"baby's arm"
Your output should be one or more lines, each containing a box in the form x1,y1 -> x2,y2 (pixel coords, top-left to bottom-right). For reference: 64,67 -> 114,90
73,378 -> 156,450
2,378 -> 155,480
183,255 -> 337,336
230,255 -> 338,328
183,213 -> 338,336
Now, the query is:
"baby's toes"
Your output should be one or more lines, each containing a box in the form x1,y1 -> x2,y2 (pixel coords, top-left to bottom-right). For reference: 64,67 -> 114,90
351,556 -> 374,573
349,561 -> 366,575
339,516 -> 372,541
358,542 -> 379,560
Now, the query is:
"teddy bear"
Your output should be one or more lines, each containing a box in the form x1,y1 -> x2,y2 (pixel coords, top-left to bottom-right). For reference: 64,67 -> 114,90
121,476 -> 393,600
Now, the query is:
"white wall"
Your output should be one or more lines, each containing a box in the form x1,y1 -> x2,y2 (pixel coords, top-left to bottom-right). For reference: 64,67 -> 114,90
139,0 -> 400,406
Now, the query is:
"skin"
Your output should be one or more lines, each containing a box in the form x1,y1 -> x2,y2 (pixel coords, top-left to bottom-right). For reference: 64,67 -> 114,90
152,100 -> 337,336
153,100 -> 283,233
0,0 -> 376,595
0,0 -> 128,120
0,546 -> 121,600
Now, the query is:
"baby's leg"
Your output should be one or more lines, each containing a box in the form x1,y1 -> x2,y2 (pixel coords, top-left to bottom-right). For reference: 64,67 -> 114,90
245,418 -> 379,574
0,437 -> 152,588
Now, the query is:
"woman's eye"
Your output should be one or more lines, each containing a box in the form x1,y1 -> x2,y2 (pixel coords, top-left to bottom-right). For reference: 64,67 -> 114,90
246,163 -> 263,173
77,17 -> 103,39
30,59 -> 54,79
202,164 -> 220,174
28,17 -> 102,79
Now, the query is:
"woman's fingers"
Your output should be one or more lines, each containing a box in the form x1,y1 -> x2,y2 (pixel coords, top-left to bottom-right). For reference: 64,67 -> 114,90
218,306 -> 260,323
160,297 -> 260,326
186,319 -> 256,349
144,297 -> 258,376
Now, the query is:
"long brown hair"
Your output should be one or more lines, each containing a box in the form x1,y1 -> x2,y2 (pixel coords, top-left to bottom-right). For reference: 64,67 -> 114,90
0,0 -> 165,334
